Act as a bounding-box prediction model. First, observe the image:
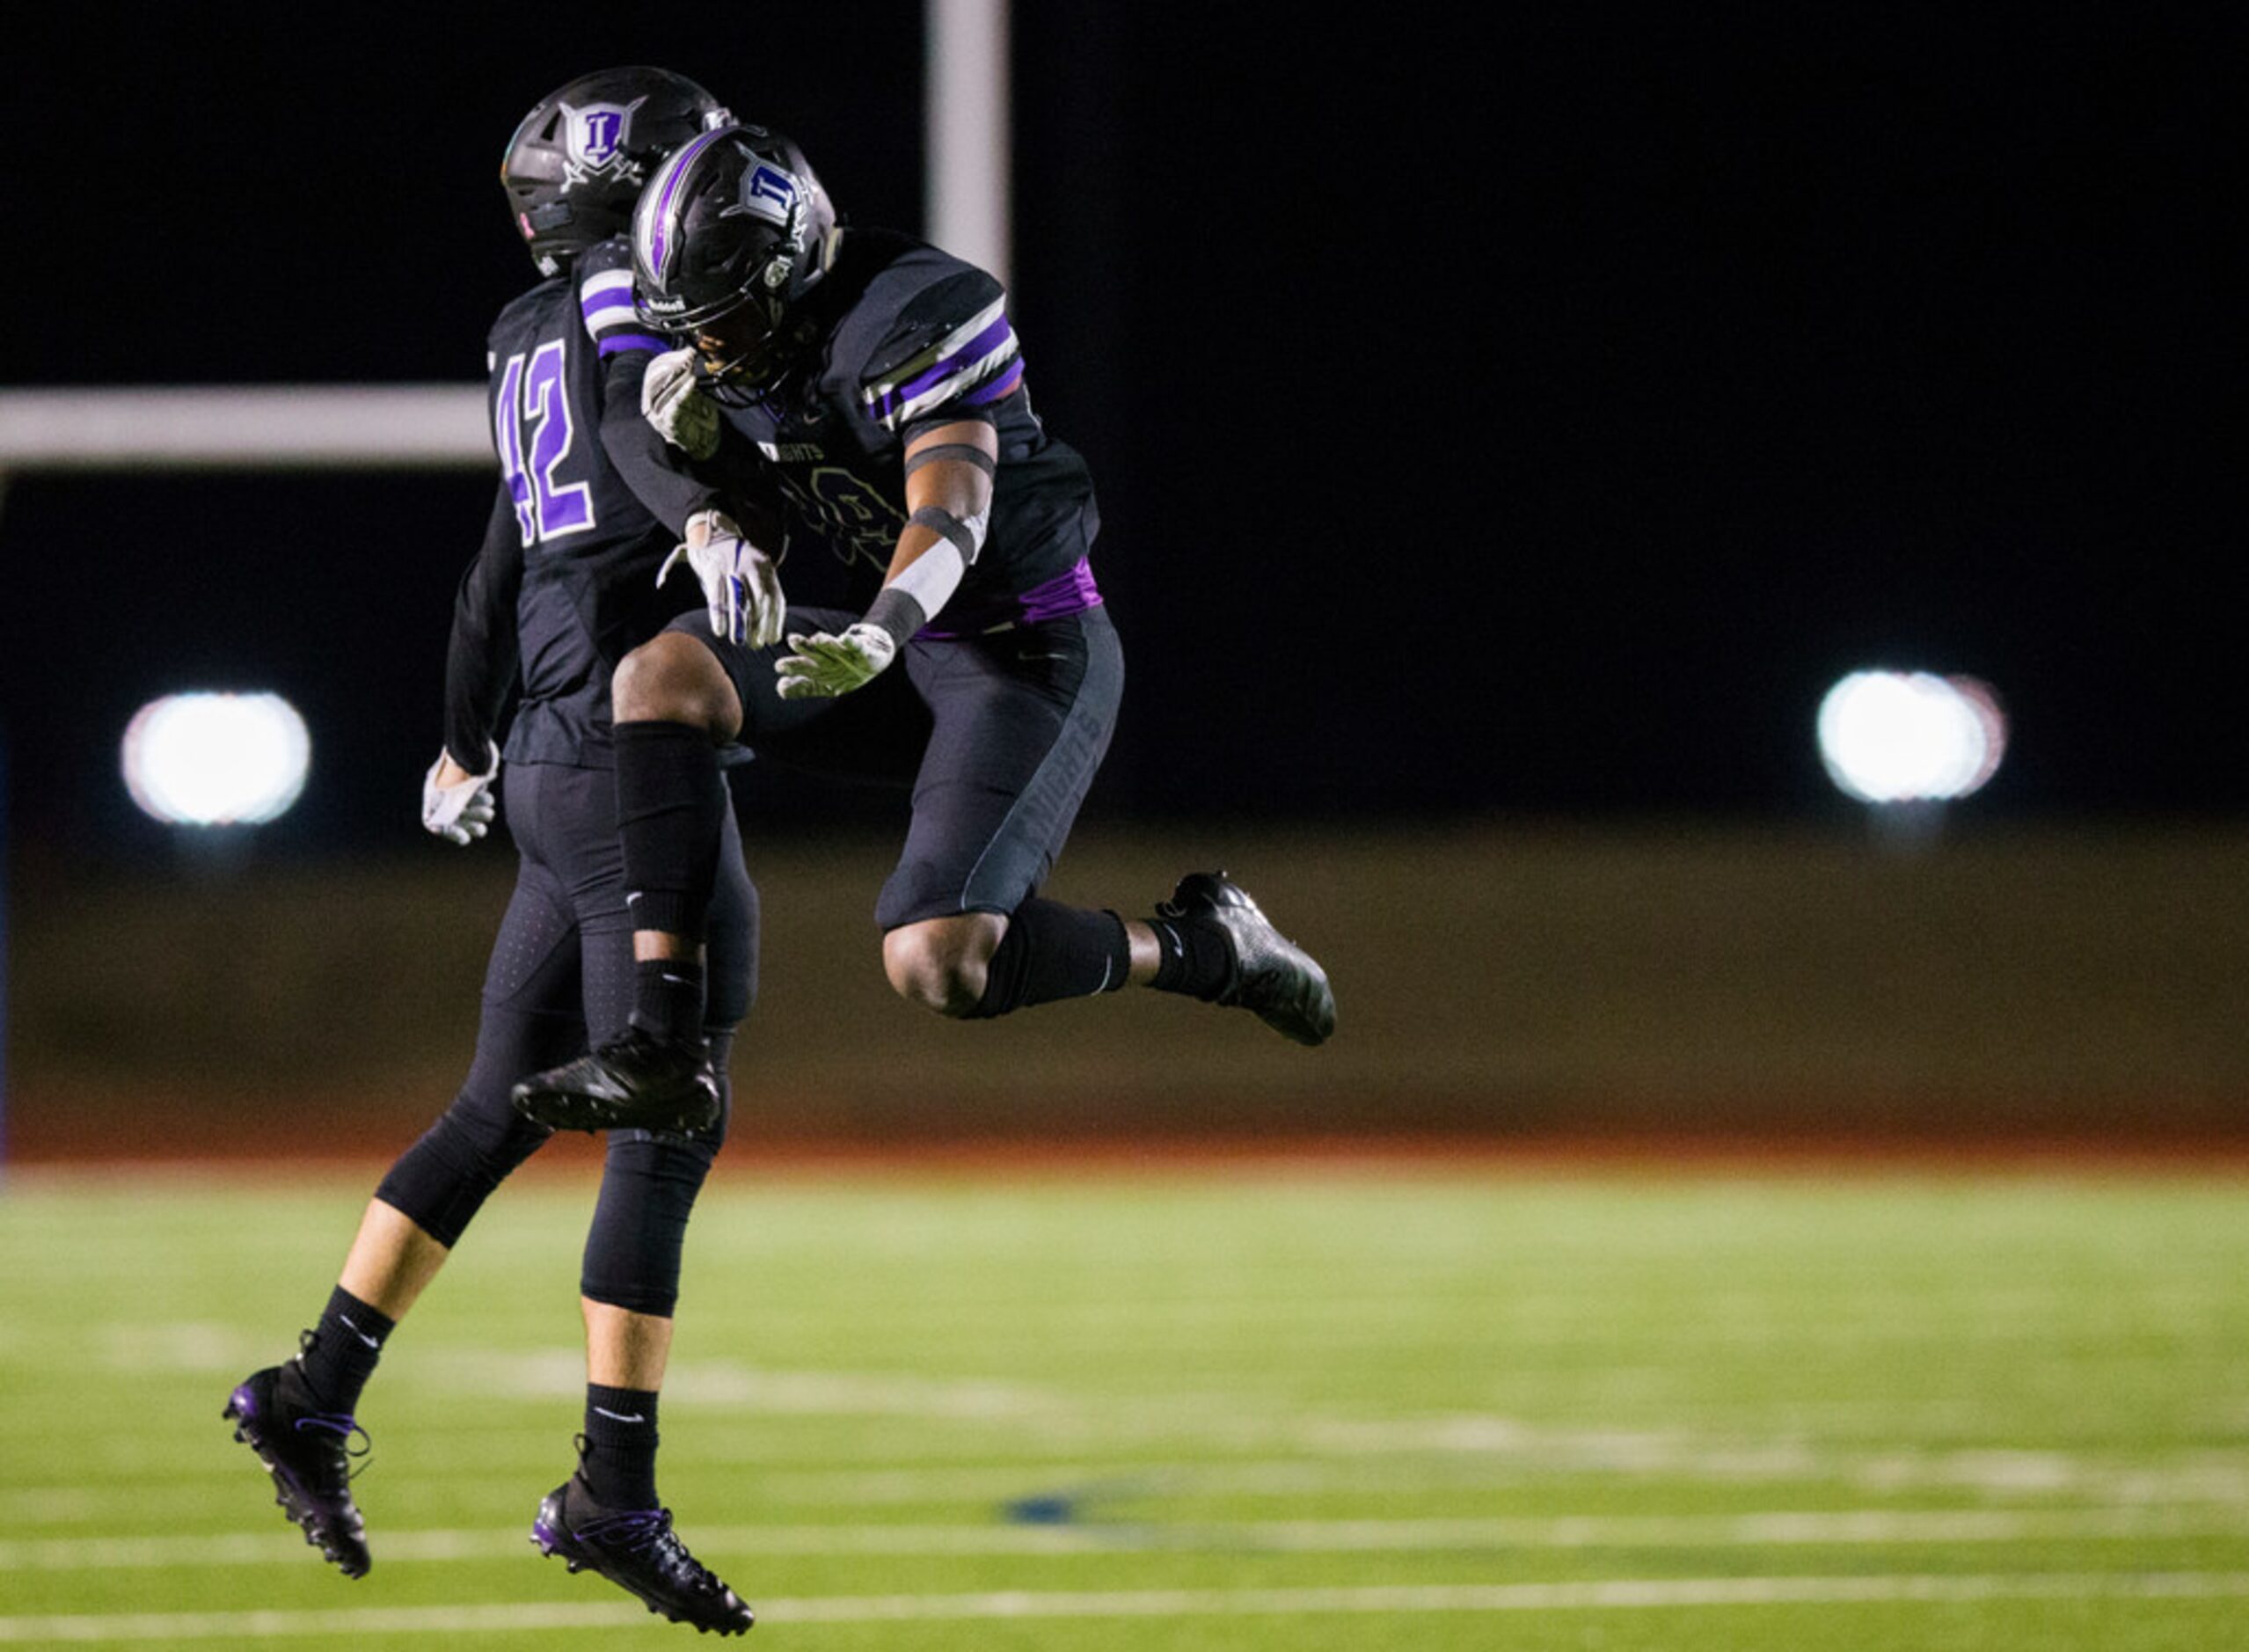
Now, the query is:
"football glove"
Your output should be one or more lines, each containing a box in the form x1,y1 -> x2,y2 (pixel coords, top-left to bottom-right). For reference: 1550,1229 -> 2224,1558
776,624 -> 897,699
421,742 -> 499,845
642,347 -> 720,461
659,511 -> 786,649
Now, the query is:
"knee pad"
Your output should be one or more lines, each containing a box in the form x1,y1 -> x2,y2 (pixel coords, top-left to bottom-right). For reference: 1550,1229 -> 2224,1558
578,1130 -> 718,1317
374,1098 -> 550,1248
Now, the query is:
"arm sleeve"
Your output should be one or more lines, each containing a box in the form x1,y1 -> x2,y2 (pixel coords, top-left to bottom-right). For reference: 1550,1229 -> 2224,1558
597,347 -> 726,535
442,484 -> 524,771
576,236 -> 727,535
597,347 -> 790,552
571,239 -> 728,533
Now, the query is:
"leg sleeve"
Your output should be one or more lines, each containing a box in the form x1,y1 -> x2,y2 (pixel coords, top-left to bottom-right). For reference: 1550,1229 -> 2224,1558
375,769 -> 583,1244
570,766 -> 756,1316
578,1029 -> 729,1315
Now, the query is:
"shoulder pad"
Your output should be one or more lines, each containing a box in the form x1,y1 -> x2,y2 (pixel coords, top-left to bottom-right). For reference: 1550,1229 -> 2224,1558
858,267 -> 1023,433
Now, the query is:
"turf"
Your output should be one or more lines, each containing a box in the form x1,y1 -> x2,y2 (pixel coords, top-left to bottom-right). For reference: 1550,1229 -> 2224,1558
1,1164 -> 2245,1648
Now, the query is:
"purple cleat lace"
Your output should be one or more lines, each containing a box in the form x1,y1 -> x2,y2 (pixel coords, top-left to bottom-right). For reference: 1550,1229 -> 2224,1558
223,1361 -> 372,1578
531,1472 -> 752,1634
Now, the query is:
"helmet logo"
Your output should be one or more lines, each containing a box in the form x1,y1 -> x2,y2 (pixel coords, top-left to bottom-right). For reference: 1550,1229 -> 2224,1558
720,162 -> 806,289
559,97 -> 649,190
727,163 -> 799,230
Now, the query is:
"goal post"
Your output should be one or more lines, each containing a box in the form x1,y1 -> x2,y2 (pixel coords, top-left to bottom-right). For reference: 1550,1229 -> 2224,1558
0,3 -> 1017,1169
0,384 -> 493,1178
0,384 -> 493,473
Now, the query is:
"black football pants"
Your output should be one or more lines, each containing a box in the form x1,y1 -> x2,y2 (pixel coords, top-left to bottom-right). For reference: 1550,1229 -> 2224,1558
683,603 -> 1123,928
374,759 -> 756,1317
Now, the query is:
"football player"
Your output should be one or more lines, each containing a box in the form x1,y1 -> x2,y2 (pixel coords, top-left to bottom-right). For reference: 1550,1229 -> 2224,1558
223,69 -> 754,1636
509,123 -> 1336,1137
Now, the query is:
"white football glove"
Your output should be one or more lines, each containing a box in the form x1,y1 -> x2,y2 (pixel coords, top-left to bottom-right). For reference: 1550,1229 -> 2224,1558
776,624 -> 897,699
421,742 -> 499,845
642,347 -> 720,461
658,511 -> 786,648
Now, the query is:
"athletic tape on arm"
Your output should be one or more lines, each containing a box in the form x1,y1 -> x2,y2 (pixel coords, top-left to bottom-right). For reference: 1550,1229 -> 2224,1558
902,442 -> 997,479
908,504 -> 987,565
876,538 -> 967,632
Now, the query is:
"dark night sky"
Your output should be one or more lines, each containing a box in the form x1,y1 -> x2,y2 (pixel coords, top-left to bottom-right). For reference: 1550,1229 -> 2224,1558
0,4 -> 2235,862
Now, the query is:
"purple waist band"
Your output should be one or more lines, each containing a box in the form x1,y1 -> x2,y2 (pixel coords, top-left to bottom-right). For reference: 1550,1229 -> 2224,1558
920,559 -> 1103,640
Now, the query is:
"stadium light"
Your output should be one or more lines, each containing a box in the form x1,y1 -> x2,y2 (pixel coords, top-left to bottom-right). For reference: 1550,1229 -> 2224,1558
1817,671 -> 2006,804
122,693 -> 311,828
1817,670 -> 2006,847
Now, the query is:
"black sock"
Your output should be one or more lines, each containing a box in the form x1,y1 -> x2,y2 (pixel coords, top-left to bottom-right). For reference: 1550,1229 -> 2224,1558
581,1384 -> 661,1509
631,955 -> 708,1048
969,900 -> 1132,1018
296,1287 -> 394,1414
615,720 -> 726,946
1147,915 -> 1236,1001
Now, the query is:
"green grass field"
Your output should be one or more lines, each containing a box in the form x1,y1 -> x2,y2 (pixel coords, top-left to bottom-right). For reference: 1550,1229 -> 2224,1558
2,1163 -> 2245,1648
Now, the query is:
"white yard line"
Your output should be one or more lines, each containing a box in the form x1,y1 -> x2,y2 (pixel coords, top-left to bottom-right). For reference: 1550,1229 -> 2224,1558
6,1507 -> 2249,1572
47,1329 -> 2249,1505
4,1573 -> 2249,1640
11,1436 -> 2249,1527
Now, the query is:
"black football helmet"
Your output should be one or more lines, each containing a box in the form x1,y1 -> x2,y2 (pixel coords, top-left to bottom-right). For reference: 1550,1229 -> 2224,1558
632,123 -> 839,389
501,68 -> 732,277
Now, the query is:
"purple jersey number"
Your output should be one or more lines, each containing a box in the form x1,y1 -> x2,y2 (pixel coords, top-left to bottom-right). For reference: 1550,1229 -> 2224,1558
494,340 -> 595,545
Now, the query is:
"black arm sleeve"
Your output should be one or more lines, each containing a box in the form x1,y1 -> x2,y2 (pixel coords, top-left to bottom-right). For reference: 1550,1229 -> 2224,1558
597,350 -> 725,536
442,484 -> 524,771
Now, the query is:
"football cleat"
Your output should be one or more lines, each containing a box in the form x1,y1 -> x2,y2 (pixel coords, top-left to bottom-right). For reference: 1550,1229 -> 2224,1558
1158,871 -> 1337,1047
510,1029 -> 721,1134
532,1473 -> 754,1634
222,1359 -> 372,1578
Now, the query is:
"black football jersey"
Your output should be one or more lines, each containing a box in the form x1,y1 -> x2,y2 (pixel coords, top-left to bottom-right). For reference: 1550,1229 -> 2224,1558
705,229 -> 1103,633
445,239 -> 701,769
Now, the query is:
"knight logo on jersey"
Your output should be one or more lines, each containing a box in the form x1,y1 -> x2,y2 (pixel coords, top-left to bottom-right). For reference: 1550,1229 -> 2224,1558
559,98 -> 649,190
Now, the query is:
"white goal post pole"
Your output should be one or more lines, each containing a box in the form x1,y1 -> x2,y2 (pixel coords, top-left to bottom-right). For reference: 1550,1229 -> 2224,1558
0,385 -> 492,472
926,0 -> 1012,289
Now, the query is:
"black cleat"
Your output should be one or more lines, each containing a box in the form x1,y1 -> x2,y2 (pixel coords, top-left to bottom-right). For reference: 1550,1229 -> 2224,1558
510,1029 -> 720,1134
222,1360 -> 372,1578
1159,871 -> 1337,1047
531,1473 -> 753,1634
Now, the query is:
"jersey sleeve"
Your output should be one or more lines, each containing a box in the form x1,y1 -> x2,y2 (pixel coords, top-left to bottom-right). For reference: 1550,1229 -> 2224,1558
857,267 -> 1026,435
442,482 -> 525,769
575,238 -> 668,361
571,238 -> 727,534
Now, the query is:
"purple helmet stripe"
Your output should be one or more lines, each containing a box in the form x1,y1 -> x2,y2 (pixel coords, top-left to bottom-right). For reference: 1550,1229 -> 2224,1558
645,129 -> 728,281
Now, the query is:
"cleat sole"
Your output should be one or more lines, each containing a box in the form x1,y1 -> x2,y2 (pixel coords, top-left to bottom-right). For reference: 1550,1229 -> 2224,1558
510,1089 -> 719,1135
